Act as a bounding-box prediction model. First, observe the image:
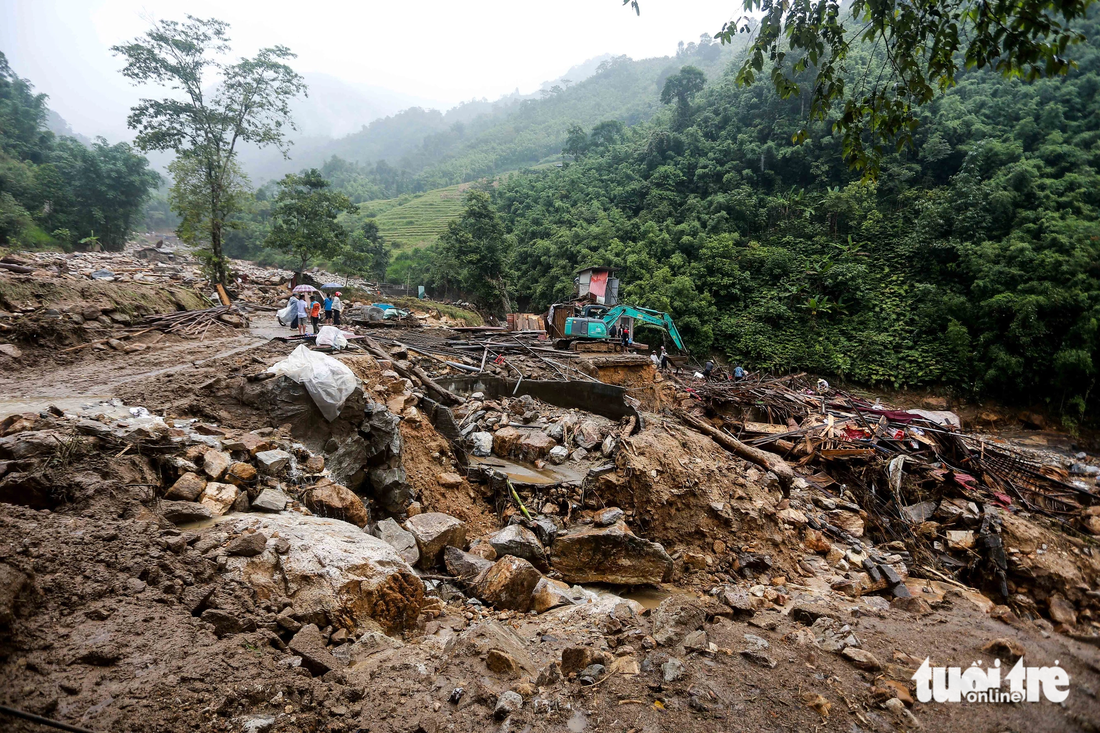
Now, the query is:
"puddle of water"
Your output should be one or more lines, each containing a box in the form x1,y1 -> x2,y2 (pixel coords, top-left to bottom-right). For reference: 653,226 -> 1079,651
578,583 -> 693,610
468,454 -> 584,486
0,395 -> 115,420
175,517 -> 217,531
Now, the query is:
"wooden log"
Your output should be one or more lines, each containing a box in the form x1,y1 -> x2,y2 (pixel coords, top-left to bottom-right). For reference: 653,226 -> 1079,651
677,410 -> 794,496
362,336 -> 464,406
215,283 -> 232,306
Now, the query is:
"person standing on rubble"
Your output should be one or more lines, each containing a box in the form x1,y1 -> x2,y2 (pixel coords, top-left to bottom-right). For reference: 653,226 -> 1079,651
323,293 -> 333,323
660,346 -> 669,371
733,365 -> 746,381
309,296 -> 322,333
295,293 -> 308,336
331,291 -> 343,326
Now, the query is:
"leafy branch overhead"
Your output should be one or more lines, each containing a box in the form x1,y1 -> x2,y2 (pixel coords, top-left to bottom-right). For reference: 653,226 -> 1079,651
628,0 -> 1095,176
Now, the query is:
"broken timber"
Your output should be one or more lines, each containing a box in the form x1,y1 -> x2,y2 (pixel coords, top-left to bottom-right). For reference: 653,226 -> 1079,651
677,409 -> 795,495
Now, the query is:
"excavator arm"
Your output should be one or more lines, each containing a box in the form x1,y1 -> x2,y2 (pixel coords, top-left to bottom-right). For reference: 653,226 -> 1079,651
601,305 -> 686,351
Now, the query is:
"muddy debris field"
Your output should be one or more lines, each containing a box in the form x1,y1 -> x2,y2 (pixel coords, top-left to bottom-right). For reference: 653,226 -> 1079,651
0,247 -> 1099,733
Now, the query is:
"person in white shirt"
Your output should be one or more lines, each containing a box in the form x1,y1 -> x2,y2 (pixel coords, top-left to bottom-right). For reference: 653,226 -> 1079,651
295,294 -> 308,335
331,292 -> 343,326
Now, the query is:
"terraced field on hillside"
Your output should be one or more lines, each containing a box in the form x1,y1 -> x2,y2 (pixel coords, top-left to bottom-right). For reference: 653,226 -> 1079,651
361,183 -> 470,251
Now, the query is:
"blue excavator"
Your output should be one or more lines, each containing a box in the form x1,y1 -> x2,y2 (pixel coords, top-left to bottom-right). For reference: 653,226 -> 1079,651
555,304 -> 686,353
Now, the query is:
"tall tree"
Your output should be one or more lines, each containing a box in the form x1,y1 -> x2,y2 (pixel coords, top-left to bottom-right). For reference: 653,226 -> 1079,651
112,16 -> 306,284
264,169 -> 356,275
437,190 -> 514,314
338,220 -> 389,283
660,66 -> 706,126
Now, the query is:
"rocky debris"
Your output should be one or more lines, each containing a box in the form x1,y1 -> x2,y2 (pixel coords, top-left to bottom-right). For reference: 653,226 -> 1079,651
651,596 -> 706,646
488,524 -> 548,571
593,507 -> 624,526
550,520 -> 672,585
225,532 -> 267,557
444,546 -> 493,580
255,449 -> 291,474
224,461 -> 258,487
220,513 -> 424,634
548,445 -> 569,464
251,488 -> 288,513
470,555 -> 542,612
303,481 -> 371,528
289,623 -> 342,676
470,431 -> 493,457
437,472 -> 464,489
202,449 -> 232,480
372,518 -> 420,565
661,657 -> 684,682
493,690 -> 522,720
405,512 -> 467,568
486,648 -> 520,677
841,646 -> 882,671
160,500 -> 213,524
165,472 -> 206,501
223,432 -> 273,455
200,608 -> 256,637
199,482 -> 240,516
740,648 -> 777,668
531,577 -> 584,613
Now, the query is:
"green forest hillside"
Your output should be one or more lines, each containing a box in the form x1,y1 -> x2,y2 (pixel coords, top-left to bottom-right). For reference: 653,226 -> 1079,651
246,35 -> 740,199
408,13 -> 1100,425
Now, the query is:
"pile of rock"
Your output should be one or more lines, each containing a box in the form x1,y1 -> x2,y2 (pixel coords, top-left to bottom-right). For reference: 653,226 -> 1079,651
454,394 -> 620,466
366,504 -> 673,615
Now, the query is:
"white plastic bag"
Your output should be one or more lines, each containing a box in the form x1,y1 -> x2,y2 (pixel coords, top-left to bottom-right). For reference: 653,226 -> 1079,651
267,344 -> 358,421
315,325 -> 350,349
277,303 -> 295,325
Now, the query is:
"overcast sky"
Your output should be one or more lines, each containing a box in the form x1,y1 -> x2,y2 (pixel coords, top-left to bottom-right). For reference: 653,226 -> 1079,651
1,0 -> 736,142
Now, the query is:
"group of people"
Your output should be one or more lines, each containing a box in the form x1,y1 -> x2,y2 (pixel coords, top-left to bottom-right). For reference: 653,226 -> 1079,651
286,290 -> 343,336
701,360 -> 749,381
648,346 -> 672,371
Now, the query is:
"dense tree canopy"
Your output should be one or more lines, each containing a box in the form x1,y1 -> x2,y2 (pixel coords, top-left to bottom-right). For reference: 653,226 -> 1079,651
0,52 -> 157,250
401,10 -> 1100,426
264,169 -> 356,274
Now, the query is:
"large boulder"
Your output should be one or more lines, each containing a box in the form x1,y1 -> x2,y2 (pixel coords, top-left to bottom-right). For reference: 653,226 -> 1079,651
550,520 -> 672,585
405,512 -> 467,568
302,481 -> 371,528
488,524 -> 549,571
372,518 -> 419,565
220,513 -> 424,634
518,431 -> 556,462
165,472 -> 206,501
492,427 -> 525,458
199,482 -> 240,517
445,546 -> 494,580
160,500 -> 213,525
651,596 -> 707,646
470,556 -> 542,612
